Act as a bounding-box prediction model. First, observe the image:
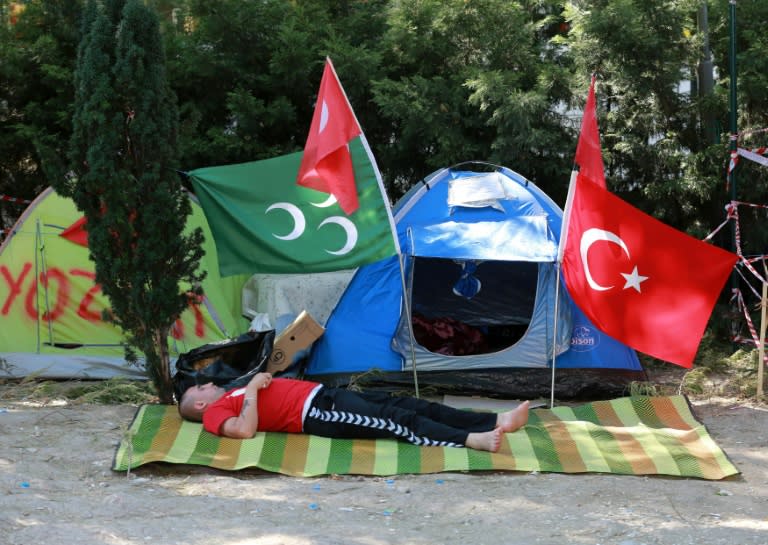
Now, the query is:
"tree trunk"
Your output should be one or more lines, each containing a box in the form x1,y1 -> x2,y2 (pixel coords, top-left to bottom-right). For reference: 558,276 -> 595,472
153,327 -> 174,404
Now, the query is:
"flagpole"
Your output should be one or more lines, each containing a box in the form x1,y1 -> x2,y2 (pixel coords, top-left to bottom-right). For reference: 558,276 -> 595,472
352,90 -> 413,394
325,57 -> 401,256
554,171 -> 579,408
356,136 -> 417,396
550,264 -> 562,408
330,55 -> 413,392
558,171 -> 579,264
552,74 -> 599,406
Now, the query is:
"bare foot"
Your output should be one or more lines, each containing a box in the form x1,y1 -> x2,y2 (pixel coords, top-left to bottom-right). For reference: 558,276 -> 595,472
465,427 -> 503,452
497,400 -> 530,433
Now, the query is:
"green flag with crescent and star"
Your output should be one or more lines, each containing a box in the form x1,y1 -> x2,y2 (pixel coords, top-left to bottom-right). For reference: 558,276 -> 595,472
188,138 -> 399,276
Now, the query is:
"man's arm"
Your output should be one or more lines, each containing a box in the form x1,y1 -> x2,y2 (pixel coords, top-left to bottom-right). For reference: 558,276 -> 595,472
219,372 -> 272,438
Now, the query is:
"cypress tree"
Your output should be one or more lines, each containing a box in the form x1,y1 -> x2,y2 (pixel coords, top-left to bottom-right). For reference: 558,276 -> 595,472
62,0 -> 204,403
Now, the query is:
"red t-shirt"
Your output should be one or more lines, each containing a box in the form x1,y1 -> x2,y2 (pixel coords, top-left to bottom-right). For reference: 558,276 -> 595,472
203,378 -> 321,436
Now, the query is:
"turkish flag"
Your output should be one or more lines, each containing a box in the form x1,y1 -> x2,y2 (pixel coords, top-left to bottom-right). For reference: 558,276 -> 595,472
574,75 -> 606,188
561,174 -> 738,367
297,58 -> 362,215
60,216 -> 89,247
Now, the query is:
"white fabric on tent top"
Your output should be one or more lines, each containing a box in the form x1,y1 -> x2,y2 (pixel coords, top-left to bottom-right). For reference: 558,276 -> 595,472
405,216 -> 558,261
447,172 -> 508,211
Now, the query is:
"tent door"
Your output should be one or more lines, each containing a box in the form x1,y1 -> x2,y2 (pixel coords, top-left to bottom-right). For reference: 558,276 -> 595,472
405,256 -> 538,356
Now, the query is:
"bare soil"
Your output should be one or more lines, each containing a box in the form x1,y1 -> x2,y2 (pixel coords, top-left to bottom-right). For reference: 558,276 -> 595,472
0,375 -> 766,545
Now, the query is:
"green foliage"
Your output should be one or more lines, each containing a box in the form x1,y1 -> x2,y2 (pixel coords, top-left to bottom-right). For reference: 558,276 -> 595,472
63,0 -> 203,403
628,381 -> 659,397
678,347 -> 760,398
565,1 -> 703,209
373,0 -> 573,199
682,367 -> 708,394
564,0 -> 767,245
165,0 -> 309,167
0,0 -> 81,227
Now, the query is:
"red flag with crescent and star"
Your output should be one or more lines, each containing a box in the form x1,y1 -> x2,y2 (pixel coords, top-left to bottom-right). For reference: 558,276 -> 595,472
561,173 -> 737,367
297,58 -> 362,215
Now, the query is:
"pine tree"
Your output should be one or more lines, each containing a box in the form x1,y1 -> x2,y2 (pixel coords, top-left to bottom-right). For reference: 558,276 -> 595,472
60,0 -> 204,403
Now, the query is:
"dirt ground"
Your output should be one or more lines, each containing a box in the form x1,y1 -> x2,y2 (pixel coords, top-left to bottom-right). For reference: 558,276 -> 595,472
0,385 -> 766,545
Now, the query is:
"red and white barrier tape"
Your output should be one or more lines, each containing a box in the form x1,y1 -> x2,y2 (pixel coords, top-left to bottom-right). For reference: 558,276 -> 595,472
0,194 -> 32,205
734,207 -> 768,285
728,149 -> 739,179
703,202 -> 737,242
736,265 -> 764,301
738,147 -> 768,167
703,201 -> 768,285
731,289 -> 768,366
726,126 -> 768,190
727,147 -> 768,178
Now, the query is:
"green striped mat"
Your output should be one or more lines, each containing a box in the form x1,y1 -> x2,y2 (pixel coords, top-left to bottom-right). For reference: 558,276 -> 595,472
112,395 -> 738,480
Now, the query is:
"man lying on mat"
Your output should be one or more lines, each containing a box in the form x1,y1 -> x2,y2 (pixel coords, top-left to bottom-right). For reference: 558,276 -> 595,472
179,372 -> 529,452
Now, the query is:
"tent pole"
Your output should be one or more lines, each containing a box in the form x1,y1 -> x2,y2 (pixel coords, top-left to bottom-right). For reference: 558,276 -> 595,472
550,263 -> 562,408
38,220 -> 56,348
398,250 -> 420,398
34,220 -> 42,353
34,219 -> 58,351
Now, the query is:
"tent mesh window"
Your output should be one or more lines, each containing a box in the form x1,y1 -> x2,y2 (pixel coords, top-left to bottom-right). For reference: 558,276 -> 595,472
409,257 -> 537,356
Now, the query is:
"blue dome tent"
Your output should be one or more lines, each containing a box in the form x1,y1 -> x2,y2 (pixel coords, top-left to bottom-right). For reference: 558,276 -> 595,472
304,163 -> 644,399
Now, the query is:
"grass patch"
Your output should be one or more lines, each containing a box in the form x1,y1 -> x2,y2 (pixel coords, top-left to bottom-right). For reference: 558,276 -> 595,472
637,334 -> 765,400
628,381 -> 660,397
63,378 -> 157,404
0,377 -> 156,405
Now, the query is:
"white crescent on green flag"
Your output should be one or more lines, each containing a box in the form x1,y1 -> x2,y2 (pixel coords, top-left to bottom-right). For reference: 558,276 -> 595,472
188,137 -> 399,276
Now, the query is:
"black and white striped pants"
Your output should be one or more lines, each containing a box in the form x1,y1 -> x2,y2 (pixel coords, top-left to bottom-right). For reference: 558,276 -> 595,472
302,388 -> 497,448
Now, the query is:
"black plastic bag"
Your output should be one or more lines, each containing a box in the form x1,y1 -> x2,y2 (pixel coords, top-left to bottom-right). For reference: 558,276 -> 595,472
172,329 -> 275,402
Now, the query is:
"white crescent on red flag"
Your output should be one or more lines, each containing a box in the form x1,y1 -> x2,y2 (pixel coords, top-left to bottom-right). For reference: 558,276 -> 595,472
296,58 -> 362,215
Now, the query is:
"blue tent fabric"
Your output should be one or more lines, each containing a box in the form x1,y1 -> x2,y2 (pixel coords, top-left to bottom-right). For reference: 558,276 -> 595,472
308,255 -> 403,374
405,216 -> 557,260
555,305 -> 642,369
305,165 -> 641,377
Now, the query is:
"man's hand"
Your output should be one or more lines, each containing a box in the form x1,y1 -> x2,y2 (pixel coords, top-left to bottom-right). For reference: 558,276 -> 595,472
220,372 -> 273,439
250,372 -> 272,390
